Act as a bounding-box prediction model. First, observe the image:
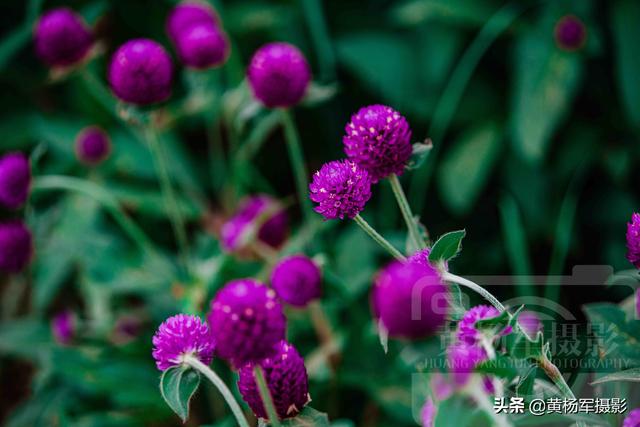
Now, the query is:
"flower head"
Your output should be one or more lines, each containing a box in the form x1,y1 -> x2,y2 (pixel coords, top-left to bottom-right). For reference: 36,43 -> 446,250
446,343 -> 487,386
221,195 -> 288,252
247,42 -> 311,108
207,279 -> 286,366
421,398 -> 436,427
518,310 -> 542,338
456,305 -> 511,346
75,126 -> 111,165
0,152 -> 31,209
623,408 -> 640,427
152,314 -> 214,371
237,341 -> 310,420
166,1 -> 218,41
173,24 -> 229,69
34,8 -> 93,67
371,261 -> 448,339
309,160 -> 372,220
343,105 -> 412,182
555,15 -> 586,51
0,220 -> 33,273
626,213 -> 640,268
51,310 -> 75,345
270,255 -> 321,307
108,39 -> 173,105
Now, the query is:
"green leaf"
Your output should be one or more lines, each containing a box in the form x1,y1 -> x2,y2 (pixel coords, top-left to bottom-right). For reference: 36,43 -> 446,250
511,27 -> 582,163
437,122 -> 501,214
406,139 -> 433,170
434,395 -> 491,427
159,366 -> 201,423
583,303 -> 640,365
391,0 -> 499,28
515,364 -> 538,397
591,368 -> 640,385
611,0 -> 640,127
474,309 -> 511,332
428,229 -> 466,262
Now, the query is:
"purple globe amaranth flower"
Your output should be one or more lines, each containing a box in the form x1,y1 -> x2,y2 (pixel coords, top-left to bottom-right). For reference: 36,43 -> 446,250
421,398 -> 436,427
208,279 -> 286,367
237,341 -> 310,420
626,213 -> 640,268
555,15 -> 586,51
446,343 -> 487,387
75,126 -> 111,165
518,310 -> 542,337
309,160 -> 372,220
270,255 -> 321,307
221,195 -> 288,252
0,220 -> 33,273
371,261 -> 448,340
247,42 -> 311,108
34,8 -> 93,67
174,23 -> 229,69
0,152 -> 31,209
623,408 -> 640,427
51,310 -> 75,345
152,314 -> 214,371
343,104 -> 412,183
166,1 -> 219,42
108,39 -> 173,105
408,248 -> 431,266
456,305 -> 512,346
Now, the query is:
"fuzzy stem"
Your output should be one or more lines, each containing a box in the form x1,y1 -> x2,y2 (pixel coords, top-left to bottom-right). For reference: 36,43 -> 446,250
143,125 -> 192,279
253,365 -> 282,427
441,272 -> 505,312
353,215 -> 406,261
184,356 -> 250,427
281,109 -> 313,221
388,174 -> 426,250
536,353 -> 585,427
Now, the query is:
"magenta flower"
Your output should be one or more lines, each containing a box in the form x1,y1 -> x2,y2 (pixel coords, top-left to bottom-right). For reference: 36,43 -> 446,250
371,261 -> 448,339
75,126 -> 111,166
623,408 -> 640,427
237,341 -> 310,420
0,152 -> 31,209
270,255 -> 321,307
309,160 -> 372,220
626,213 -> 640,268
166,1 -> 218,41
247,42 -> 311,108
51,310 -> 75,345
152,314 -> 214,371
0,220 -> 33,273
446,343 -> 487,387
343,104 -> 412,182
174,24 -> 229,69
108,39 -> 173,105
457,305 -> 511,346
554,15 -> 586,51
207,279 -> 286,367
518,310 -> 542,337
220,195 -> 288,252
34,8 -> 93,67
421,398 -> 436,427
408,248 -> 431,266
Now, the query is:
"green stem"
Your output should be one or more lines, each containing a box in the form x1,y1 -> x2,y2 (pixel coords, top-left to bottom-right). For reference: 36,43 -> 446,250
353,215 -> 406,261
31,175 -> 156,257
253,365 -> 282,427
299,0 -> 336,81
441,272 -> 505,312
184,356 -> 250,427
388,174 -> 425,250
143,125 -> 192,279
536,351 -> 584,427
281,109 -> 313,221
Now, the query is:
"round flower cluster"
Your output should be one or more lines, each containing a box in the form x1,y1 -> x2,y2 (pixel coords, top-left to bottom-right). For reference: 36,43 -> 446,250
248,42 -> 311,108
626,213 -> 640,268
0,220 -> 33,274
0,153 -> 31,210
555,15 -> 586,51
75,126 -> 111,166
371,260 -> 448,339
220,195 -> 288,252
166,2 -> 229,69
34,8 -> 93,68
152,314 -> 214,371
51,310 -> 76,345
270,255 -> 322,307
623,408 -> 640,427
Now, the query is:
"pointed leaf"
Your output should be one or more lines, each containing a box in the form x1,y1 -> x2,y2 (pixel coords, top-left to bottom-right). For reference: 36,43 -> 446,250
611,0 -> 640,127
160,366 -> 200,423
428,230 -> 466,262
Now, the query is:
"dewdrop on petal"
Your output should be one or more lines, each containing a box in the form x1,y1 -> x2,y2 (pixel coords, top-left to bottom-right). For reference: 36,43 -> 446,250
34,8 -> 93,67
151,314 -> 214,371
0,152 -> 31,209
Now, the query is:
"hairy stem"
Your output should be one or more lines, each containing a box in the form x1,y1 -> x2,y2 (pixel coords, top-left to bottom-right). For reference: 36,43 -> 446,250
388,174 -> 425,250
281,109 -> 313,221
441,272 -> 505,311
253,365 -> 282,427
353,215 -> 406,261
184,356 -> 250,427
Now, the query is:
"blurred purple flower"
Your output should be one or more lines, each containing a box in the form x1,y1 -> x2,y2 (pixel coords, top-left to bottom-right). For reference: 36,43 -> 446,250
343,104 -> 412,182
518,310 -> 542,337
623,408 -> 640,427
247,42 -> 311,108
34,8 -> 93,67
151,314 -> 214,371
174,24 -> 229,69
0,152 -> 31,209
457,305 -> 509,346
166,1 -> 218,41
309,160 -> 372,220
51,310 -> 75,345
108,39 -> 173,105
555,15 -> 586,51
237,341 -> 310,420
75,126 -> 111,165
270,254 -> 321,307
207,279 -> 286,367
0,220 -> 32,273
421,398 -> 436,427
446,343 -> 487,387
626,213 -> 640,268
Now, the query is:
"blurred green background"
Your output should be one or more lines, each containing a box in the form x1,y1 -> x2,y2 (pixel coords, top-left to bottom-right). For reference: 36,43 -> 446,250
1,0 -> 639,425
